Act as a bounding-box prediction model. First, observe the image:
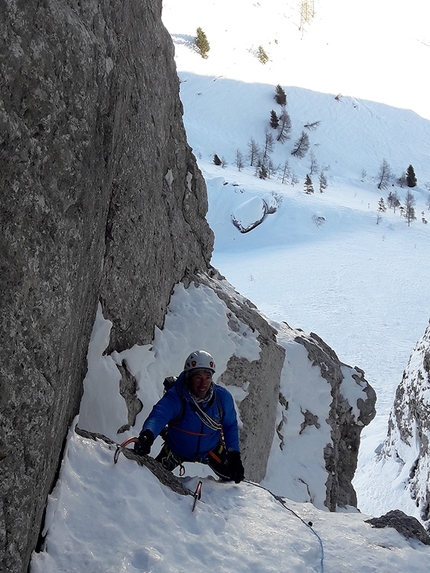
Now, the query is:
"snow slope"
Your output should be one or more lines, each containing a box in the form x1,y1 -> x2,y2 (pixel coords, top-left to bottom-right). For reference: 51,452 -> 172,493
31,427 -> 430,573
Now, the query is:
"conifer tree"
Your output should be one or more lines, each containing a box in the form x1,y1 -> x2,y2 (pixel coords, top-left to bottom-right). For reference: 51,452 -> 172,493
304,174 -> 314,194
195,27 -> 210,59
270,110 -> 279,129
274,84 -> 287,106
406,164 -> 417,187
319,170 -> 328,193
378,197 -> 387,212
258,162 -> 268,180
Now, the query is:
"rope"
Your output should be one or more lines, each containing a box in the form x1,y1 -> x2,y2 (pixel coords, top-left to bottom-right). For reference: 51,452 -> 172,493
190,395 -> 223,431
244,480 -> 325,573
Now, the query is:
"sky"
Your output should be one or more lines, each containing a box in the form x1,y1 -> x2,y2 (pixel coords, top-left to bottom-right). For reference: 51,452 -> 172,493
29,1 -> 430,571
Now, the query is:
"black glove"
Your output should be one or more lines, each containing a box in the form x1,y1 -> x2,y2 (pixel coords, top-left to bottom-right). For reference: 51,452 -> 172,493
134,429 -> 154,456
227,450 -> 245,483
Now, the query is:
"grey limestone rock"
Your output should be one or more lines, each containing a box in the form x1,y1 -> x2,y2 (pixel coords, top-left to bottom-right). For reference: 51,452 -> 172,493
381,321 -> 430,529
288,329 -> 376,510
0,1 -> 212,571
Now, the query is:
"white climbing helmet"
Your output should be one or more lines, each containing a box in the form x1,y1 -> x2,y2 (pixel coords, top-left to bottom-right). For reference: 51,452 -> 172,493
184,350 -> 216,374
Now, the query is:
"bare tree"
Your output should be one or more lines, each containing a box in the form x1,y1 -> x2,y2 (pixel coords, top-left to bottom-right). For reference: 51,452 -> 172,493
308,150 -> 318,175
262,129 -> 274,162
247,137 -> 260,167
319,170 -> 328,193
291,172 -> 299,186
236,149 -> 244,171
405,189 -> 416,226
281,159 -> 291,184
291,131 -> 310,158
387,190 -> 400,213
267,158 -> 278,179
397,172 -> 407,187
276,109 -> 292,143
300,0 -> 315,30
376,159 -> 393,190
304,120 -> 320,131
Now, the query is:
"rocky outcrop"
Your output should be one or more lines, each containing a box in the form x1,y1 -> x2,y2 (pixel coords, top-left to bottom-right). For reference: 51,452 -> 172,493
298,332 -> 376,510
272,325 -> 376,510
230,193 -> 281,233
0,2 -> 212,572
381,322 -> 430,529
74,427 -> 191,496
366,510 -> 430,545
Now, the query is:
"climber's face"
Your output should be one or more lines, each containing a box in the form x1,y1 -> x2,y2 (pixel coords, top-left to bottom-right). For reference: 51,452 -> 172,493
189,369 -> 213,399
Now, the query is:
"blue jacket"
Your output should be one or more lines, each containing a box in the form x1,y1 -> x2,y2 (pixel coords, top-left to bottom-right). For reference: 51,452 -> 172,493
142,372 -> 240,461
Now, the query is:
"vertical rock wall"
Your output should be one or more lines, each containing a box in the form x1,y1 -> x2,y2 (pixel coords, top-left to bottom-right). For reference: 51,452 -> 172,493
382,322 -> 430,529
0,2 -> 212,572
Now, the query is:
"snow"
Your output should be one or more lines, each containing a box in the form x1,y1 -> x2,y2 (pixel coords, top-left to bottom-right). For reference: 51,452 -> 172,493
30,0 -> 430,571
31,425 -> 430,573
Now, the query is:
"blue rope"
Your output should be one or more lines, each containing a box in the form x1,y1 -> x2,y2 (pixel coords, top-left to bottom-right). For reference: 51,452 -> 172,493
244,480 -> 325,573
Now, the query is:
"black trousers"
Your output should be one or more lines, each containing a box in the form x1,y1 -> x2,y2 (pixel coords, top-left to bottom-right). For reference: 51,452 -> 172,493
155,441 -> 235,481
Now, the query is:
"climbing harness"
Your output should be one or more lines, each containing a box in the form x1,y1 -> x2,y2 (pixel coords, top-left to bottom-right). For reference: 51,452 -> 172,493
244,480 -> 325,573
159,446 -> 186,476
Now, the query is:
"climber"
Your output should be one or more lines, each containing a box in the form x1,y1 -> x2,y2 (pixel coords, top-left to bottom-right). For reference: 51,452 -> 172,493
134,350 -> 245,483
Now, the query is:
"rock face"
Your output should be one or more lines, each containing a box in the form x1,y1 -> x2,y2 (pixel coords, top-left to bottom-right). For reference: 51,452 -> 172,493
271,326 -> 376,510
381,322 -> 430,530
294,332 -> 376,510
0,2 -> 212,572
